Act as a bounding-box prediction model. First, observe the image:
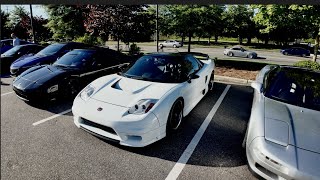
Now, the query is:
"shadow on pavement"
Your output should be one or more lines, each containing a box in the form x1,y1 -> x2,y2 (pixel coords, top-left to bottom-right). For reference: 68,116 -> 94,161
25,98 -> 73,116
98,83 -> 253,168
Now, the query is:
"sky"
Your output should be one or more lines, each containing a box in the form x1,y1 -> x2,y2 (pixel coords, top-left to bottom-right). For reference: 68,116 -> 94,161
1,4 -> 48,19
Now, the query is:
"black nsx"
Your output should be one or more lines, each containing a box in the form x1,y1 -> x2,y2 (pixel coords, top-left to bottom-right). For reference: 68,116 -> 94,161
12,48 -> 131,102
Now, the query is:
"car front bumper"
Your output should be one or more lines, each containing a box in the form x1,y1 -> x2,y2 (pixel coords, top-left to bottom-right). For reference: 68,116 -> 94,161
72,97 -> 165,147
247,137 -> 320,180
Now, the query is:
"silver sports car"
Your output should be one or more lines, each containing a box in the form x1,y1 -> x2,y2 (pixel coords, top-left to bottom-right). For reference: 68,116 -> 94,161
245,65 -> 320,180
223,45 -> 257,59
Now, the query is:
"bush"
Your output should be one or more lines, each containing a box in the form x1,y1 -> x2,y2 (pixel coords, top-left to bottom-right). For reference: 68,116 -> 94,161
74,34 -> 105,46
293,60 -> 320,70
128,43 -> 141,55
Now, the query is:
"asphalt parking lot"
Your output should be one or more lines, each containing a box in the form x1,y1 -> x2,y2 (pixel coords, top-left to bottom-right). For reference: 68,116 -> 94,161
1,76 -> 257,180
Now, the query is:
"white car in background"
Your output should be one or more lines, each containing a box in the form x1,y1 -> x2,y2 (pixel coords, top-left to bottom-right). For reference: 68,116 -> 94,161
72,52 -> 215,147
159,40 -> 183,48
223,45 -> 258,59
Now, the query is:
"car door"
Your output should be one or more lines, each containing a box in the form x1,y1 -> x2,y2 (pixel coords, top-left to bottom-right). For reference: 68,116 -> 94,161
180,55 -> 207,114
231,47 -> 241,57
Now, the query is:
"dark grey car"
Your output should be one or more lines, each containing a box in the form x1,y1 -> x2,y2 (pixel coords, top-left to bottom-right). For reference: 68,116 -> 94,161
245,65 -> 320,180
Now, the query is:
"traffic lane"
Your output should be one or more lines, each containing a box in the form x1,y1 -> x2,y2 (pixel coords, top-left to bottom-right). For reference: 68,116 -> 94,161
178,85 -> 256,180
1,76 -> 14,94
139,46 -> 306,65
1,83 -> 227,180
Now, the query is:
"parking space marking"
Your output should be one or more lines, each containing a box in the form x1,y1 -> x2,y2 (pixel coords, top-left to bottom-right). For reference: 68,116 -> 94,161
1,91 -> 14,96
32,109 -> 72,126
165,85 -> 231,180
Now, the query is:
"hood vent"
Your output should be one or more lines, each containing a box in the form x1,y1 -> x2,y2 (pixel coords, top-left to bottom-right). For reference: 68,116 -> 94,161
111,79 -> 122,90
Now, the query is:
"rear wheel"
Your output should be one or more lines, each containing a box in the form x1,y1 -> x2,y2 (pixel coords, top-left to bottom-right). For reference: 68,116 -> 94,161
208,72 -> 214,91
227,52 -> 234,57
166,99 -> 183,135
248,54 -> 254,59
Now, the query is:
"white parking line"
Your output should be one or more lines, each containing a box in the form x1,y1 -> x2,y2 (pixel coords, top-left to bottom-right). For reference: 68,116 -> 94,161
32,109 -> 72,126
165,85 -> 231,180
1,91 -> 14,96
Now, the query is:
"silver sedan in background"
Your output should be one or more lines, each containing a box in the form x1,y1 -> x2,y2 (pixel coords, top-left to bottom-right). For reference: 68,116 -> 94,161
223,45 -> 258,59
245,65 -> 320,180
159,40 -> 183,48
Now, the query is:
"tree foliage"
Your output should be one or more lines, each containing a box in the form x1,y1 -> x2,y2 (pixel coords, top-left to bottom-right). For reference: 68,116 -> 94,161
45,5 -> 86,41
1,10 -> 10,39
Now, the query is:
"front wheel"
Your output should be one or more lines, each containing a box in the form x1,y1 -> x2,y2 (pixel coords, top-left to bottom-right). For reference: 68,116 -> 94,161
166,99 -> 183,135
248,54 -> 254,59
173,44 -> 177,48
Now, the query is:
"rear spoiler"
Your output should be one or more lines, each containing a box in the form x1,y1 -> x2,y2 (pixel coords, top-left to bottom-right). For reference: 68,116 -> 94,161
180,52 -> 210,60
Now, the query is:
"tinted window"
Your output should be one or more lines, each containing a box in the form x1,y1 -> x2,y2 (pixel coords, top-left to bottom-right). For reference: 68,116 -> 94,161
2,46 -> 22,56
265,68 -> 320,111
232,48 -> 241,51
53,50 -> 95,68
122,55 -> 188,83
36,44 -> 65,56
184,55 -> 200,75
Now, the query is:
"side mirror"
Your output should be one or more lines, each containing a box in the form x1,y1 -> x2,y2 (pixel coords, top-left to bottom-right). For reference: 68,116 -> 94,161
187,74 -> 200,83
251,82 -> 263,93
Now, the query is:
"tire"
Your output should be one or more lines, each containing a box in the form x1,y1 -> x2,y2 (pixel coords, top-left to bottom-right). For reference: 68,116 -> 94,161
208,72 -> 214,91
159,44 -> 163,48
173,44 -> 177,48
248,54 -> 254,59
284,52 -> 288,55
242,127 -> 248,148
166,99 -> 184,135
302,54 -> 306,57
227,52 -> 234,57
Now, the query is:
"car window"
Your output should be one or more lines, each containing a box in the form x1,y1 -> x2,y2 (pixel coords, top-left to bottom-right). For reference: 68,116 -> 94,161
122,55 -> 187,83
53,50 -> 95,68
232,48 -> 241,51
265,68 -> 320,111
36,44 -> 65,56
183,55 -> 200,76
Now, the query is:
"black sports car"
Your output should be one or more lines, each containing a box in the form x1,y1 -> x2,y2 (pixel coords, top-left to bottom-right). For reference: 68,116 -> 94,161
1,44 -> 44,75
12,48 -> 131,102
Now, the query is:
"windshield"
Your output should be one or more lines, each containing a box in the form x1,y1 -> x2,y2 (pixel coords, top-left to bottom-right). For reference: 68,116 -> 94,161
37,44 -> 65,56
265,68 -> 320,111
53,50 -> 94,68
122,55 -> 189,83
2,46 -> 21,56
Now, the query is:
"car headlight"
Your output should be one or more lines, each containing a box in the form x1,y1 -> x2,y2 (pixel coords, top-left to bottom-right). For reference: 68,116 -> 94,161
80,84 -> 95,101
128,99 -> 158,114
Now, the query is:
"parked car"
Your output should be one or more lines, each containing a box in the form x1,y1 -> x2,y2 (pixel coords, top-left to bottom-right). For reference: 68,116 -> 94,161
10,42 -> 92,76
223,46 -> 258,59
72,52 -> 215,147
1,44 -> 44,75
159,40 -> 183,48
244,65 -> 320,180
12,48 -> 131,102
280,47 -> 310,57
0,39 -> 32,54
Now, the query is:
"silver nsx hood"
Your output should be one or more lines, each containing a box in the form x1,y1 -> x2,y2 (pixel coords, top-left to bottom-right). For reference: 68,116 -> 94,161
264,97 -> 320,153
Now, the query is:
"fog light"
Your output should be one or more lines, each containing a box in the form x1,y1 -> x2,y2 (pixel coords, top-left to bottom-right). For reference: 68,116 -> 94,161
127,135 -> 142,141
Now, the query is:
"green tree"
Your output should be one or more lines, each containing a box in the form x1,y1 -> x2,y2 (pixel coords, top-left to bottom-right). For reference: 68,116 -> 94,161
1,10 -> 10,39
45,5 -> 86,41
289,5 -> 320,62
223,5 -> 255,45
253,5 -> 310,46
6,6 -> 30,39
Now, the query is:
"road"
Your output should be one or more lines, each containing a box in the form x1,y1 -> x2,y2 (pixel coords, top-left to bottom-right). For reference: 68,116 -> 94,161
1,76 -> 257,180
110,44 -> 318,65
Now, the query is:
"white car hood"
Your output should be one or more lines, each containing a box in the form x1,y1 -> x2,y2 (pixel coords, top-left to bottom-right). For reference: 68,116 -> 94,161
265,98 -> 320,153
90,74 -> 178,107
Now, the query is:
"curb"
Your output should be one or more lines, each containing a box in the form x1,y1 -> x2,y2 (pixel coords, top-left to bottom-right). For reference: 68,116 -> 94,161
214,75 -> 254,86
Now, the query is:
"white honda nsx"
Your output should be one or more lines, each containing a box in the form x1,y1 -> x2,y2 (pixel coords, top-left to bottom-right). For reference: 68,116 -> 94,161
72,52 -> 215,147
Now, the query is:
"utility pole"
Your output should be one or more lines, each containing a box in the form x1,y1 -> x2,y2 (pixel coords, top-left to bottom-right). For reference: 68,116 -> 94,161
29,4 -> 36,43
156,4 -> 159,52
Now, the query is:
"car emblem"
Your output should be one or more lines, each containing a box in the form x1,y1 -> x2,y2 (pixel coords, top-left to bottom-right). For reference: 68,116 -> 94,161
97,107 -> 103,111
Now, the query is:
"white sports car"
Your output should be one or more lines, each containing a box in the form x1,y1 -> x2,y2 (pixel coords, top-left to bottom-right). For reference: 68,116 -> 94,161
72,52 -> 215,147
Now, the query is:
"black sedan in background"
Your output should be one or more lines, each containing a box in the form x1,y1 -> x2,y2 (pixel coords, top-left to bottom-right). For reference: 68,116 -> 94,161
1,44 -> 44,75
280,47 -> 310,57
12,47 -> 131,102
